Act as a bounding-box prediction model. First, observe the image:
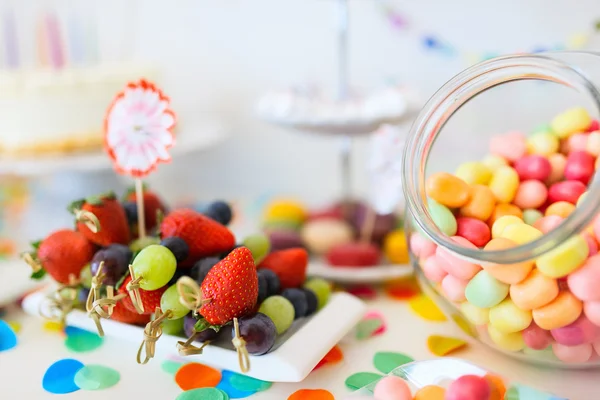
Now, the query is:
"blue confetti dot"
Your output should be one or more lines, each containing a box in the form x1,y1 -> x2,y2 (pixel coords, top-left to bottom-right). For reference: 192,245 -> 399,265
0,320 -> 17,351
42,359 -> 84,394
216,370 -> 257,398
423,36 -> 440,49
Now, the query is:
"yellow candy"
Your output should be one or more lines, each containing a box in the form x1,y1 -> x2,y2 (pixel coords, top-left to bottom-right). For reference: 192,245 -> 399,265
500,224 -> 543,245
383,230 -> 410,264
536,234 -> 589,278
455,162 -> 493,185
264,200 -> 307,224
491,215 -> 523,239
586,131 -> 600,156
545,201 -> 575,218
481,154 -> 509,172
460,302 -> 489,325
426,172 -> 471,208
551,107 -> 592,139
526,131 -> 560,156
487,324 -> 525,352
488,166 -> 519,204
489,298 -> 532,333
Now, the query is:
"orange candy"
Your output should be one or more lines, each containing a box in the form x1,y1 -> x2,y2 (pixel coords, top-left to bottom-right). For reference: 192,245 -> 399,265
414,385 -> 446,400
482,238 -> 534,284
487,203 -> 523,227
426,172 -> 471,208
532,291 -> 583,330
485,374 -> 507,400
459,185 -> 496,221
510,269 -> 559,310
545,201 -> 575,218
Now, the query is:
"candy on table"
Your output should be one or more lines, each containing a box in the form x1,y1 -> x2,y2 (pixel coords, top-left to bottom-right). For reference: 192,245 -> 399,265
383,230 -> 410,264
268,230 -> 304,252
300,218 -> 354,254
326,242 -> 381,267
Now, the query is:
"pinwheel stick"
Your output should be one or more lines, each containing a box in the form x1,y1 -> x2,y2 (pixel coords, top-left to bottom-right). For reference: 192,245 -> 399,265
135,178 -> 146,239
360,206 -> 377,244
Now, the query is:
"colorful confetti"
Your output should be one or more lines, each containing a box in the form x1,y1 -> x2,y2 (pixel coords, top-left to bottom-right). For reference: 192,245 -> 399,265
7,320 -> 21,333
427,335 -> 467,356
373,351 -> 414,374
176,387 -> 230,400
64,326 -> 103,352
43,320 -> 65,333
216,370 -> 256,398
161,360 -> 184,375
175,362 -> 222,390
288,389 -> 335,400
384,279 -> 419,300
408,294 -> 447,322
0,319 -> 17,351
42,358 -> 84,394
345,372 -> 383,391
313,345 -> 344,370
347,285 -> 378,300
73,365 -> 120,391
229,372 -> 272,392
355,311 -> 387,340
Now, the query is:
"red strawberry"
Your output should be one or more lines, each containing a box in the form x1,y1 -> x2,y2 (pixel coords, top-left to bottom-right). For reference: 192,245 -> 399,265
160,208 -> 235,266
26,229 -> 95,284
118,276 -> 167,315
258,248 -> 308,290
200,247 -> 258,326
68,192 -> 130,247
125,187 -> 167,233
111,301 -> 152,325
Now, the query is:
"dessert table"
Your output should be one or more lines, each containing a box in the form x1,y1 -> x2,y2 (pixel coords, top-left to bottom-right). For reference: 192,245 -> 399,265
0,281 -> 596,399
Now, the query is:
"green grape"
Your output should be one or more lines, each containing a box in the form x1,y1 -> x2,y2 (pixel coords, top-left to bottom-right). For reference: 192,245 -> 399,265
242,234 -> 271,264
258,295 -> 294,334
79,264 -> 92,289
303,278 -> 331,310
129,236 -> 161,252
161,284 -> 190,320
161,316 -> 184,336
132,245 -> 176,290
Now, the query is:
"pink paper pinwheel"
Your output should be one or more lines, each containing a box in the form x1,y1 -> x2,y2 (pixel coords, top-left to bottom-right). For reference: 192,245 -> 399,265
104,79 -> 176,178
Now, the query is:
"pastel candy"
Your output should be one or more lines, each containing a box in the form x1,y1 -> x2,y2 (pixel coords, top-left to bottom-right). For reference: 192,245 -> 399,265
488,166 -> 520,204
550,315 -> 600,346
491,215 -> 523,239
428,199 -> 457,236
552,343 -> 593,363
487,324 -> 525,352
460,302 -> 489,326
481,154 -> 509,171
268,230 -> 304,252
567,254 -> 600,301
441,274 -> 468,302
409,233 -> 437,259
522,323 -> 553,350
414,385 -> 445,400
436,237 -> 481,280
487,204 -> 523,227
482,238 -> 533,284
512,180 -> 548,210
459,185 -> 496,221
264,200 -> 307,224
499,223 -> 543,245
522,209 -> 543,226
587,131 -> 600,155
583,233 -> 598,257
489,131 -> 527,162
455,162 -> 493,185
489,298 -> 532,333
533,215 -> 563,234
584,301 -> 600,326
546,153 -> 567,184
300,218 -> 353,254
465,270 -> 509,308
426,172 -> 471,208
551,107 -> 592,138
373,376 -> 412,400
510,269 -> 558,310
445,375 -> 491,400
532,291 -> 583,330
526,131 -> 559,156
536,234 -> 589,278
545,201 -> 575,218
422,255 -> 447,282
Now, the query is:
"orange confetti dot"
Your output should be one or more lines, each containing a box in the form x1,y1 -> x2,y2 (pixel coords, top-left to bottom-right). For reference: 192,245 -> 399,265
485,373 -> 507,400
288,389 -> 334,400
313,345 -> 343,370
384,279 -> 420,300
175,362 -> 221,390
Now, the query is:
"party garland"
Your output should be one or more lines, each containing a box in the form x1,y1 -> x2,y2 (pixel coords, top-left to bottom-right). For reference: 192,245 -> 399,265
377,0 -> 600,64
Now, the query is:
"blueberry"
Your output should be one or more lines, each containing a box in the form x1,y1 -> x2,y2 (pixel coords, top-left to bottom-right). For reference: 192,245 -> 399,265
191,257 -> 220,284
204,200 -> 232,226
302,288 -> 318,316
122,201 -> 138,224
257,274 -> 269,304
257,269 -> 280,296
167,268 -> 191,286
160,236 -> 190,263
281,288 -> 308,319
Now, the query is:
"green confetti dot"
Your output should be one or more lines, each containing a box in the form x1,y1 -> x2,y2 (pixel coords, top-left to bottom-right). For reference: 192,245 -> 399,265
73,365 -> 120,391
161,360 -> 184,375
373,352 -> 414,374
345,372 -> 383,391
176,387 -> 230,400
355,319 -> 383,340
64,327 -> 103,353
228,372 -> 272,392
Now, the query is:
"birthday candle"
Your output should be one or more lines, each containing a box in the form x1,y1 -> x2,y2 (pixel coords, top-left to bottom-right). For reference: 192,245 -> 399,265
45,11 -> 65,69
3,8 -> 19,69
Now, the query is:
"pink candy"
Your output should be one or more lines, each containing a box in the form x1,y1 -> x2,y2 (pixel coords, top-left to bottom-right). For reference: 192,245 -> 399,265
436,236 -> 481,280
514,155 -> 551,181
456,217 -> 491,247
410,233 -> 437,259
550,315 -> 600,346
547,180 -> 587,204
422,255 -> 448,282
442,274 -> 468,302
489,131 -> 527,162
584,301 -> 600,326
522,322 -> 553,350
583,233 -> 598,257
373,376 -> 412,400
552,343 -> 593,363
568,254 -> 600,301
564,150 -> 595,185
445,375 -> 491,400
533,215 -> 564,234
512,180 -> 548,209
567,133 -> 589,153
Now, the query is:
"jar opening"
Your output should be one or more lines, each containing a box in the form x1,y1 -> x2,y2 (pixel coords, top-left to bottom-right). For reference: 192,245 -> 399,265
403,53 -> 600,264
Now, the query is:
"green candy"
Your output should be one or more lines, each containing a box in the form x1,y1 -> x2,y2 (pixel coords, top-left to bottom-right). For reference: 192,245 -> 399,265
465,270 -> 509,308
531,124 -> 553,135
427,198 -> 457,236
523,209 -> 543,226
523,345 -> 558,361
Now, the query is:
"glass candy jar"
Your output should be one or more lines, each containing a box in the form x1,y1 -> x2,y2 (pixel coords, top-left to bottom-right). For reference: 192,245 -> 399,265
403,52 -> 600,368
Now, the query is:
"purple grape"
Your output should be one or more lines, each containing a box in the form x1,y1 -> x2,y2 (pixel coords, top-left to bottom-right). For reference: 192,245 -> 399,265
234,313 -> 277,355
183,315 -> 219,342
257,273 -> 268,304
191,257 -> 220,284
90,244 -> 132,285
257,269 -> 280,296
160,236 -> 190,263
301,288 -> 318,316
281,288 -> 308,319
123,201 -> 138,224
78,288 -> 90,304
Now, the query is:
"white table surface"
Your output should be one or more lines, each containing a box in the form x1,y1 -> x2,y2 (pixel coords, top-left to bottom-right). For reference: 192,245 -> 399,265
0,286 -> 596,400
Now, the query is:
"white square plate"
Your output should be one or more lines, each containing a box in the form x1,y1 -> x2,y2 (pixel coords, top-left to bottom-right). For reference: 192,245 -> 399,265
22,290 -> 366,382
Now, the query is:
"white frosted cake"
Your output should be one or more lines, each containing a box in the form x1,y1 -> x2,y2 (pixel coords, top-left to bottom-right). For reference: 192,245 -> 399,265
0,65 -> 157,156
